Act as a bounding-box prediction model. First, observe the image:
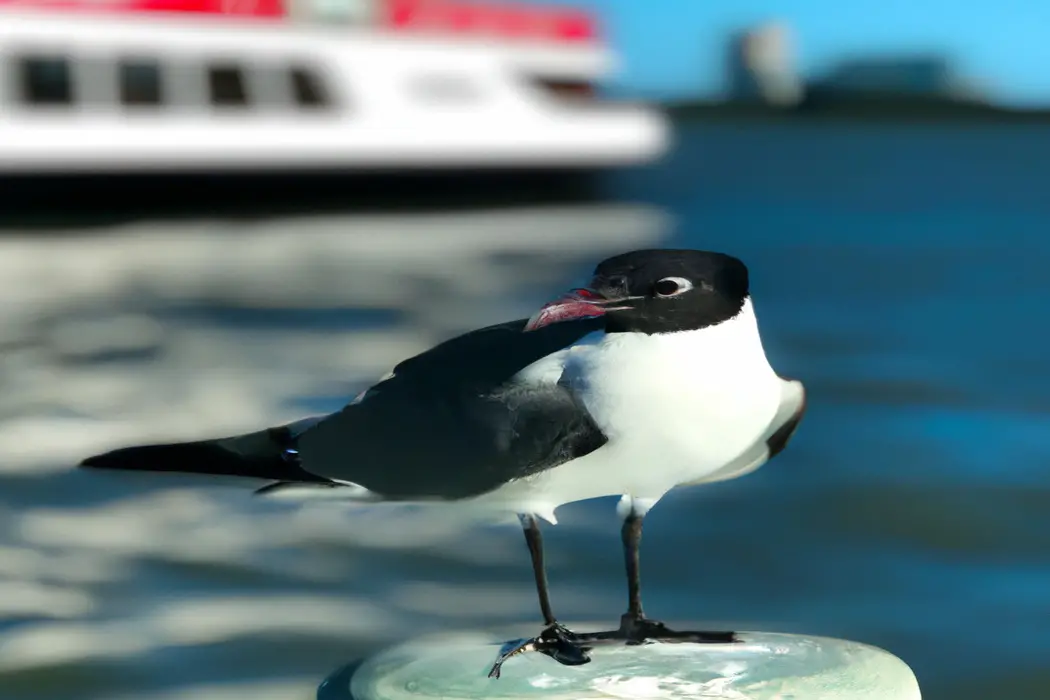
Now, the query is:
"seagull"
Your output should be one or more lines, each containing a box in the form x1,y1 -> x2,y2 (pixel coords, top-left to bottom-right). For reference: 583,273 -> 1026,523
79,248 -> 805,678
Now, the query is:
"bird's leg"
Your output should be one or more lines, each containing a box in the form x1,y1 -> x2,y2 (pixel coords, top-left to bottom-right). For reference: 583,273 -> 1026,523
620,501 -> 649,630
578,496 -> 739,646
568,497 -> 737,648
613,499 -> 684,640
488,502 -> 738,680
520,513 -> 557,627
487,514 -> 590,679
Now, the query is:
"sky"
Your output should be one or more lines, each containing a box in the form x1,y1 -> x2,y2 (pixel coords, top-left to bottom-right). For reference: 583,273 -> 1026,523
584,0 -> 1050,105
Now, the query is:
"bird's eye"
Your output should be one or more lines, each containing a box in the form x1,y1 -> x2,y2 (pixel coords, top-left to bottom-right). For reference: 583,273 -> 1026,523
653,277 -> 693,297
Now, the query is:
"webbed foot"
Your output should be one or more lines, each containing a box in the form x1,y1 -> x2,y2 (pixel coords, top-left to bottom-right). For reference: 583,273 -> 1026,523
488,616 -> 737,679
487,622 -> 590,679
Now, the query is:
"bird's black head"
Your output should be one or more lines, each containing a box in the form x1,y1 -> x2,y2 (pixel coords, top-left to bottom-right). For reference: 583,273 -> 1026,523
525,249 -> 750,335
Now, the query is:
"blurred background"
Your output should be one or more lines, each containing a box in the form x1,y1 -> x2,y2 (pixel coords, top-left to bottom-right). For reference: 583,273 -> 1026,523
1,1 -> 1048,699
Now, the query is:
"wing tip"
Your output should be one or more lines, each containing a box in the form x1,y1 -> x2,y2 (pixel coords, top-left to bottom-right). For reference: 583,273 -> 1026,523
78,448 -> 137,470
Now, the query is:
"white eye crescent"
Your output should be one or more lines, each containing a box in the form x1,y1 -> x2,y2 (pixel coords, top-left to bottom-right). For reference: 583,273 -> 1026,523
653,277 -> 693,297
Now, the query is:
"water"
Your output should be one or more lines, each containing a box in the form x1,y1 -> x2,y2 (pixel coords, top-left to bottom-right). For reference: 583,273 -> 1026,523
2,121 -> 1049,700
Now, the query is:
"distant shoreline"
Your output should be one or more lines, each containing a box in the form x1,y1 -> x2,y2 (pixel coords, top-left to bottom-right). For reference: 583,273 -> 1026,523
663,92 -> 1050,124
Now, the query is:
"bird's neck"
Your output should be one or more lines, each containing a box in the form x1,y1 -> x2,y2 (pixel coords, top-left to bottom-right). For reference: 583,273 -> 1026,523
552,298 -> 785,495
606,298 -> 774,383
568,299 -> 779,438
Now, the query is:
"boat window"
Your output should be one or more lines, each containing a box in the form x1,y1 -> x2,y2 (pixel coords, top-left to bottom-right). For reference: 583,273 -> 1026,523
16,55 -> 74,106
207,65 -> 248,107
289,66 -> 330,108
119,60 -> 163,107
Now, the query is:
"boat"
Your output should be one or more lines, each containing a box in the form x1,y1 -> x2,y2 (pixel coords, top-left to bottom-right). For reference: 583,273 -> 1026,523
0,0 -> 669,176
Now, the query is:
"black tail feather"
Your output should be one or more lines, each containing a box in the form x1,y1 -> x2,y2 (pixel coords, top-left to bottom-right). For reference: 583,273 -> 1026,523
79,429 -> 329,485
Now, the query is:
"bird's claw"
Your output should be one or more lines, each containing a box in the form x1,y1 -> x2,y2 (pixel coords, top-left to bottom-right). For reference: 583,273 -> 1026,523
487,622 -> 591,679
487,617 -> 738,679
539,623 -> 592,666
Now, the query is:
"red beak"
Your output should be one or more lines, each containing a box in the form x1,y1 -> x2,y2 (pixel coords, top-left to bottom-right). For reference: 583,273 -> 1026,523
524,288 -> 607,332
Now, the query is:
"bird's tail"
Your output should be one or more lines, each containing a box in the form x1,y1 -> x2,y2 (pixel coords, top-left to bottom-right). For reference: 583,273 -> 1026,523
79,418 -> 331,487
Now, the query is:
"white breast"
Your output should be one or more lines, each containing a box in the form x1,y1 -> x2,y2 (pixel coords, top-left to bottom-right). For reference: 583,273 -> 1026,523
480,299 -> 785,516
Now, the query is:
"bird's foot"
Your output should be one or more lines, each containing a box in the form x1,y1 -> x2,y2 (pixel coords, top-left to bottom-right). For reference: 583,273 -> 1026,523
487,616 -> 738,679
487,621 -> 590,679
608,612 -> 738,646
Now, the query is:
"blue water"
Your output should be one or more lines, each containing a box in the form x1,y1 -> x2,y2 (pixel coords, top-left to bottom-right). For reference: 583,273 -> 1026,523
1,121 -> 1048,700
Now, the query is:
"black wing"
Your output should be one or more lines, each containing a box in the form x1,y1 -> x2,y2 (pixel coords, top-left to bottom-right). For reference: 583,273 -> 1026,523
293,316 -> 608,500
